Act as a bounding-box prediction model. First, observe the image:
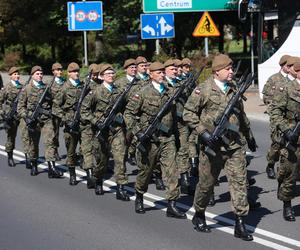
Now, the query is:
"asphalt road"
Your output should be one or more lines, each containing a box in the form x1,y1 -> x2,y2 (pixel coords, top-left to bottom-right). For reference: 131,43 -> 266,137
0,117 -> 299,249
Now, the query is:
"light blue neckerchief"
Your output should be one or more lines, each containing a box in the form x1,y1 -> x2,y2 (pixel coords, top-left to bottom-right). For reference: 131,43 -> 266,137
103,82 -> 114,93
166,76 -> 176,87
69,78 -> 81,88
55,76 -> 64,85
159,83 -> 165,94
33,80 -> 45,89
138,72 -> 149,81
11,80 -> 22,88
223,83 -> 229,93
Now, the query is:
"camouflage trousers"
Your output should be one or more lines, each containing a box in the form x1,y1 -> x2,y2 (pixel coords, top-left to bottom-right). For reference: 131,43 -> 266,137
5,120 -> 19,152
194,147 -> 249,216
28,119 -> 55,161
176,123 -> 190,174
266,130 -> 281,165
94,128 -> 128,185
20,119 -> 30,154
80,125 -> 96,170
135,135 -> 180,200
64,131 -> 81,166
277,148 -> 300,201
188,129 -> 199,159
52,116 -> 61,150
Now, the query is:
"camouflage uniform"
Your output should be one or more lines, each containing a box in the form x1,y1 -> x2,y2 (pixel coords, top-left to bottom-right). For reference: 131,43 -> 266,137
124,83 -> 180,200
81,83 -> 128,185
50,77 -> 65,154
52,80 -> 86,167
269,79 -> 300,202
17,80 -> 55,162
0,81 -> 22,153
183,76 -> 251,216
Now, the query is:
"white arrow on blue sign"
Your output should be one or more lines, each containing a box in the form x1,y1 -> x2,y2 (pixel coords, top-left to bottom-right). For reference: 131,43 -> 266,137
68,1 -> 103,31
141,13 -> 175,39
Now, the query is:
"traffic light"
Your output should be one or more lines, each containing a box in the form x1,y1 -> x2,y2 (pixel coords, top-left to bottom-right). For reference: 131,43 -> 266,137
238,0 -> 249,23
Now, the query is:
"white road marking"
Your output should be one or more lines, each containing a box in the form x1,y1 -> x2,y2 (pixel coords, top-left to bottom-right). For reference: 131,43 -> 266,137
1,147 -> 299,250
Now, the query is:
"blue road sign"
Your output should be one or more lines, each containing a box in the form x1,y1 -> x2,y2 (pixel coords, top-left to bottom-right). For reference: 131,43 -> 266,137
68,1 -> 103,31
141,13 -> 175,39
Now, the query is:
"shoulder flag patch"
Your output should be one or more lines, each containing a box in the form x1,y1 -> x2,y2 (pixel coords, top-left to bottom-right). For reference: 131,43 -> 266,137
195,88 -> 201,95
133,94 -> 140,100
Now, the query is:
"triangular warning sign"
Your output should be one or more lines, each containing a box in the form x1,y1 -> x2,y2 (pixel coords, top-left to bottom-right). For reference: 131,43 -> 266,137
193,11 -> 220,37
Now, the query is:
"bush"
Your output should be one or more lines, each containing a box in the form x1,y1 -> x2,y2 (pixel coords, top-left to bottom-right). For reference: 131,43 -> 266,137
1,51 -> 22,70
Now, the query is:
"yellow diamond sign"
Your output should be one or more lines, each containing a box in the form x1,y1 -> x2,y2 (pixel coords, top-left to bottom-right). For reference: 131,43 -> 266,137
193,11 -> 220,37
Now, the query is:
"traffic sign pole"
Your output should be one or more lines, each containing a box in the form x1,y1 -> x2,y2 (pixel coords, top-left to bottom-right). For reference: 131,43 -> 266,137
155,39 -> 160,55
205,38 -> 209,57
83,0 -> 88,66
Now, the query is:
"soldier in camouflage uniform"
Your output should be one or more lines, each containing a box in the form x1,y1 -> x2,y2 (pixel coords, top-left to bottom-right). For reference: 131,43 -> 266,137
183,54 -> 256,240
0,67 -> 22,167
124,62 -> 186,218
115,59 -> 139,166
52,62 -> 87,186
164,58 -> 192,194
50,62 -> 65,161
81,64 -> 130,201
269,59 -> 300,222
262,55 -> 291,179
17,66 -> 63,178
135,56 -> 150,82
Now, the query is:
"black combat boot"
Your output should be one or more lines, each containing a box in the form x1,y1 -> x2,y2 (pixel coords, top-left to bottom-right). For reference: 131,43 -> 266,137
47,161 -> 63,178
154,173 -> 165,190
166,200 -> 187,219
54,149 -> 61,161
7,151 -> 16,167
30,160 -> 38,176
25,153 -> 31,169
95,178 -> 104,195
192,211 -> 211,232
86,169 -> 96,189
116,184 -> 130,201
234,215 -> 253,241
283,201 -> 295,221
135,191 -> 145,214
180,172 -> 191,195
189,157 -> 199,177
208,193 -> 216,207
127,155 -> 136,166
68,167 -> 77,186
266,163 -> 276,179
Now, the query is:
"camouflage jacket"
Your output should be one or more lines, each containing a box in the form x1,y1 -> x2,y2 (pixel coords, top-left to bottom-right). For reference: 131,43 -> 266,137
80,83 -> 124,130
17,80 -> 53,122
269,79 -> 300,139
183,76 -> 251,151
262,72 -> 289,105
0,81 -> 23,119
52,79 -> 84,122
50,78 -> 65,116
124,82 -> 176,139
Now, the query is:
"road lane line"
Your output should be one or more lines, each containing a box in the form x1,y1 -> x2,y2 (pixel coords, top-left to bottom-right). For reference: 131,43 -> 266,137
1,147 -> 298,249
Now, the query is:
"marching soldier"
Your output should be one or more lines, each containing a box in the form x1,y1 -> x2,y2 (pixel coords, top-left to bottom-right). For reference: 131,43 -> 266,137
52,62 -> 86,186
124,62 -> 186,218
17,65 -> 63,178
135,56 -> 150,82
262,55 -> 291,179
51,62 -> 65,161
181,58 -> 192,80
183,54 -> 256,240
269,58 -> 300,222
81,64 -> 130,200
0,67 -> 23,166
164,58 -> 191,194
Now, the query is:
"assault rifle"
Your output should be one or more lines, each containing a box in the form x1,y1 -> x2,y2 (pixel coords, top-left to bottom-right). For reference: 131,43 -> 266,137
0,74 -> 32,130
204,71 -> 255,157
26,76 -> 55,132
136,66 -> 205,153
281,117 -> 300,152
64,72 -> 92,134
95,78 -> 138,141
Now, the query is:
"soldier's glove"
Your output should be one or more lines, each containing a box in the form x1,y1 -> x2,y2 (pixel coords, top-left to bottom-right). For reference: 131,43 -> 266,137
199,130 -> 219,149
246,130 -> 258,152
283,129 -> 298,144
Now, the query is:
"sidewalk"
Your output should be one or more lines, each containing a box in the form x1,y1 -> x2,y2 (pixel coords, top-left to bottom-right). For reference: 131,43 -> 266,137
244,86 -> 269,122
